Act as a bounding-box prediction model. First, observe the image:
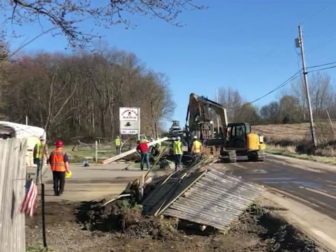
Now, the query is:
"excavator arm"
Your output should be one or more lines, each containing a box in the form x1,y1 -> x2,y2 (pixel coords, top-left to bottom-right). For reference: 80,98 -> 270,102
186,93 -> 228,145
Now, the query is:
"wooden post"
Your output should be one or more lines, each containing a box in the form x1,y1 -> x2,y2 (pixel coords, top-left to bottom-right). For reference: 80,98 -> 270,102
95,140 -> 98,163
326,110 -> 336,140
41,183 -> 47,248
0,139 -> 26,252
138,175 -> 145,201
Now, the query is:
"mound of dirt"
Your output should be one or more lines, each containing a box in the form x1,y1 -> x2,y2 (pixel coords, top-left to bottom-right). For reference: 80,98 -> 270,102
75,199 -> 179,240
26,201 -> 317,251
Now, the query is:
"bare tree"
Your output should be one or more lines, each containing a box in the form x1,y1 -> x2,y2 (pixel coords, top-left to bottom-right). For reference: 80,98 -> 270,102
309,73 -> 334,117
236,103 -> 261,125
260,101 -> 280,124
2,0 -> 203,47
279,95 -> 303,123
2,50 -> 174,140
291,72 -> 334,120
218,87 -> 243,122
0,41 -> 9,119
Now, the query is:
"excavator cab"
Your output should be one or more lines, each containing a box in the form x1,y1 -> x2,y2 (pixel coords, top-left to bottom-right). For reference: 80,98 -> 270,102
225,123 -> 251,150
224,122 -> 265,161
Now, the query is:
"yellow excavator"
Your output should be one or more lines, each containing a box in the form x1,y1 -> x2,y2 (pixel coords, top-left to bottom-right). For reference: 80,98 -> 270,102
175,93 -> 266,162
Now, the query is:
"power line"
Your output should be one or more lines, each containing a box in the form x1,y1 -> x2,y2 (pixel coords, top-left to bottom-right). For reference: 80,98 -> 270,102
247,71 -> 301,105
225,60 -> 335,108
228,61 -> 336,107
307,61 -> 336,69
308,64 -> 336,73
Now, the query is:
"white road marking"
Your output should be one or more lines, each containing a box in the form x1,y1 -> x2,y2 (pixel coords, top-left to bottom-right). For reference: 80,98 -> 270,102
302,187 -> 336,200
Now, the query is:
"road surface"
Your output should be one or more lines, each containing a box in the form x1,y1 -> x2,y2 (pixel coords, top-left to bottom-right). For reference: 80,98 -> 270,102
214,154 -> 336,250
34,154 -> 336,250
35,161 -> 169,202
220,154 -> 336,219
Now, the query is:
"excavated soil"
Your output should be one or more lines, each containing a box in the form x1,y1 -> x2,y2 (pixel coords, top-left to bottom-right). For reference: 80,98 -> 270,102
26,199 -> 317,252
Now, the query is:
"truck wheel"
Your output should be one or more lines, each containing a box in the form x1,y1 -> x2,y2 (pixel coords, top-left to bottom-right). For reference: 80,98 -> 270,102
248,151 -> 264,161
257,150 -> 265,161
247,153 -> 256,161
228,151 -> 237,163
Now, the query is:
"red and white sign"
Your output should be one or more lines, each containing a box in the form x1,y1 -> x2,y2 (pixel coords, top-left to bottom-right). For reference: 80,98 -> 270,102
120,108 -> 138,121
119,107 -> 140,135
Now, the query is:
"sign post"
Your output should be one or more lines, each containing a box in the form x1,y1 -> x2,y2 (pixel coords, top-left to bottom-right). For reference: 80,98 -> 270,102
119,107 -> 140,138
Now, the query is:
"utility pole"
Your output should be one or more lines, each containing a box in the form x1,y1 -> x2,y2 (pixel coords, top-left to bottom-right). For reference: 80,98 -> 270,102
296,25 -> 317,148
216,88 -> 220,132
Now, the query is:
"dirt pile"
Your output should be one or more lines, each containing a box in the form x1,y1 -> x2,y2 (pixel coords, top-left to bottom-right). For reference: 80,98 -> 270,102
234,205 -> 316,251
71,199 -> 317,251
26,197 -> 317,252
75,199 -> 179,240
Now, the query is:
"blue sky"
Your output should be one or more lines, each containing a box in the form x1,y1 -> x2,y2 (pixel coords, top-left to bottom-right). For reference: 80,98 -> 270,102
5,0 -> 336,128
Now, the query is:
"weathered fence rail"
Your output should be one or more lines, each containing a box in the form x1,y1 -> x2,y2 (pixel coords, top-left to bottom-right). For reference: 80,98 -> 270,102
0,138 -> 27,252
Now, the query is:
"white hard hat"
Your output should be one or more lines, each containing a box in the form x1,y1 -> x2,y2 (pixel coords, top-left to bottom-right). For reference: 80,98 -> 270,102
193,136 -> 197,139
177,136 -> 181,140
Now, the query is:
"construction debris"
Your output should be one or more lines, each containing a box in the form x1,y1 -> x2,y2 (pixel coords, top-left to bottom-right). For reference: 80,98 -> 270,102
102,194 -> 132,207
143,170 -> 206,216
102,137 -> 168,164
103,144 -> 262,232
142,164 -> 263,231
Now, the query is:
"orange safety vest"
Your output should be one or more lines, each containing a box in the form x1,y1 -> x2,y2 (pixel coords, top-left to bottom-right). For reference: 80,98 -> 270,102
50,149 -> 66,172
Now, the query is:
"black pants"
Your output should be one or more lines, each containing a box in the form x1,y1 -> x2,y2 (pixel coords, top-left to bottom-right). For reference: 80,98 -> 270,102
52,171 -> 65,195
174,154 -> 182,171
34,158 -> 42,184
116,145 -> 121,154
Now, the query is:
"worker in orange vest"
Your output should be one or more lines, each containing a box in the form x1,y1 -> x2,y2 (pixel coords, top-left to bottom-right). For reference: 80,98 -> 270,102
48,140 -> 70,196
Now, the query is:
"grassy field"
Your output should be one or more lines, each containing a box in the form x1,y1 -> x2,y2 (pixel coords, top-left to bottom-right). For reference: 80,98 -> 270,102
253,123 -> 310,142
253,123 -> 336,164
62,143 -> 118,163
253,122 -> 336,143
267,144 -> 336,165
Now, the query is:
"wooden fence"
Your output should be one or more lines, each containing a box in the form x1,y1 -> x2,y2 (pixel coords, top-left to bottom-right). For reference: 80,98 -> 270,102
0,138 -> 27,252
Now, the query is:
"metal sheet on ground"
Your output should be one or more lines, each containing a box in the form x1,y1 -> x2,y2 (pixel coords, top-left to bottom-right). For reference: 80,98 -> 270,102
161,169 -> 262,231
142,170 -> 206,216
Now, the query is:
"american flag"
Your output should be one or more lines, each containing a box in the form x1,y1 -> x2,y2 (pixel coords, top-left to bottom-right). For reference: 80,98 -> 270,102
20,180 -> 38,217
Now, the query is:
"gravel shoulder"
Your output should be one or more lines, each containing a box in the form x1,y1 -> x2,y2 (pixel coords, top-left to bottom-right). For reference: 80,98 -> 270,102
261,190 -> 336,251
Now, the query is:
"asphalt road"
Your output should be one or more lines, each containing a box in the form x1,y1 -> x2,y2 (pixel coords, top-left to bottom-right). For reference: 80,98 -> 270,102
220,154 -> 336,220
36,161 -> 169,202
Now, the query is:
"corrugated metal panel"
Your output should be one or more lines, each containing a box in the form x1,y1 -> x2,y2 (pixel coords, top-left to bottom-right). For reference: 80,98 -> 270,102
162,168 -> 262,230
142,170 -> 206,216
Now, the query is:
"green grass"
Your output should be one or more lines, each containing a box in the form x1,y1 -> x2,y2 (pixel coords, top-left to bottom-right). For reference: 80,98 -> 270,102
62,144 -> 117,163
267,145 -> 336,165
62,140 -> 169,163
